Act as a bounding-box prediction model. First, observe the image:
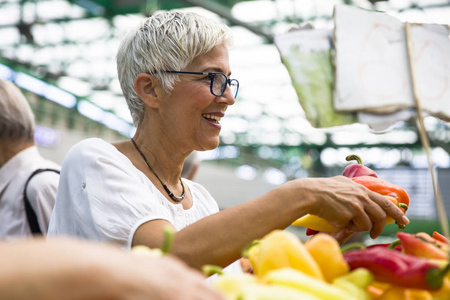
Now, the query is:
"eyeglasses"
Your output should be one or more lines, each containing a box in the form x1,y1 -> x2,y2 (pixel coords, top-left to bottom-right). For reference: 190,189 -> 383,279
162,71 -> 239,99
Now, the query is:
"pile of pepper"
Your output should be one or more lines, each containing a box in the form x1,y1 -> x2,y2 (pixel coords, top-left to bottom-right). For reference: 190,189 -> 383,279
210,155 -> 449,299
342,230 -> 450,299
211,229 -> 450,300
213,230 -> 374,299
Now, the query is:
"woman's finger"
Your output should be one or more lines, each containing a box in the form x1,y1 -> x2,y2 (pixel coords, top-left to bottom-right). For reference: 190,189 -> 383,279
364,192 -> 409,238
330,228 -> 355,246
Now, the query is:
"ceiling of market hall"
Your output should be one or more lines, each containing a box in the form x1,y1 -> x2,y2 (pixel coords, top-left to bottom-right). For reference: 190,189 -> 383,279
1,0 -> 449,151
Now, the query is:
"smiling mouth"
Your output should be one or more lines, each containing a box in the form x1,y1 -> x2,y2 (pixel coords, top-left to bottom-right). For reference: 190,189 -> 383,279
202,113 -> 222,123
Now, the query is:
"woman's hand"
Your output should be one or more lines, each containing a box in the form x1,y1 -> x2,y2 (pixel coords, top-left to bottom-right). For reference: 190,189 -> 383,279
296,176 -> 409,239
119,254 -> 225,300
0,238 -> 224,300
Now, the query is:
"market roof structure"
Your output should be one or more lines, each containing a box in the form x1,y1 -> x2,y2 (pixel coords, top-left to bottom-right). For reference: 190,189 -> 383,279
1,0 -> 450,168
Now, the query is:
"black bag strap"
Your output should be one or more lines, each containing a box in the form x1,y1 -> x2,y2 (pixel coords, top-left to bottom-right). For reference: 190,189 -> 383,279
23,168 -> 60,235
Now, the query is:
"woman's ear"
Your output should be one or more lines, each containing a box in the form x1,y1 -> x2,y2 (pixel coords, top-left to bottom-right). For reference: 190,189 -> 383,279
134,73 -> 161,108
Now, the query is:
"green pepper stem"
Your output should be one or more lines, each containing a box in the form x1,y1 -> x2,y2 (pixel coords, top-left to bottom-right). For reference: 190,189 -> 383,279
346,154 -> 364,165
388,239 -> 402,250
161,226 -> 175,254
426,262 -> 450,290
202,265 -> 224,276
340,242 -> 366,253
399,203 -> 409,212
242,239 -> 260,258
395,222 -> 407,230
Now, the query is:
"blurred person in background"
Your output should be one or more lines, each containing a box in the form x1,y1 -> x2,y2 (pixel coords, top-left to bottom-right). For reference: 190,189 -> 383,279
182,150 -> 200,180
0,80 -> 60,238
0,237 -> 223,300
48,11 -> 408,274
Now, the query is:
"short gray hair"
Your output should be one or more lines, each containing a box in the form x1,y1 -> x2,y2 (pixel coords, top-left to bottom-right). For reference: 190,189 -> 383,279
116,11 -> 233,126
0,80 -> 35,141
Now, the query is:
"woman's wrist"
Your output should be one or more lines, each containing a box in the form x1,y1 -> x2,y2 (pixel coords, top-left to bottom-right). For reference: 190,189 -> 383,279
272,178 -> 318,220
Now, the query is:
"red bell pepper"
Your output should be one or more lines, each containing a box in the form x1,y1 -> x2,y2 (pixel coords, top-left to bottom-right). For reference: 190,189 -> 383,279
366,239 -> 403,252
342,154 -> 378,178
305,228 -> 319,236
343,246 -> 449,290
397,231 -> 449,260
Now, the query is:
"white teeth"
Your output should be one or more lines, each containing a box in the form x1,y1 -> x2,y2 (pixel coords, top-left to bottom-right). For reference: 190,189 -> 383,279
202,114 -> 222,121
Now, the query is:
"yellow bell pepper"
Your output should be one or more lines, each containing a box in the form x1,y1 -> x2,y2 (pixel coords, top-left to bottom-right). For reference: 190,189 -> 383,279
253,230 -> 324,279
212,273 -> 258,300
293,176 -> 410,231
332,268 -> 374,300
430,276 -> 450,300
292,214 -> 340,233
263,268 -> 357,300
305,233 -> 350,282
131,245 -> 163,257
243,239 -> 260,275
238,283 -> 322,300
335,267 -> 374,289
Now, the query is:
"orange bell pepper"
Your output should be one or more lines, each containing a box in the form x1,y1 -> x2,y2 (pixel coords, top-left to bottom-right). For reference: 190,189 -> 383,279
368,281 -> 391,298
293,176 -> 409,232
378,286 -> 432,300
351,176 -> 409,229
351,176 -> 409,208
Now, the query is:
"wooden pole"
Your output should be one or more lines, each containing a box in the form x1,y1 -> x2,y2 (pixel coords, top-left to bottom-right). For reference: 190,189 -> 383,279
405,22 -> 449,239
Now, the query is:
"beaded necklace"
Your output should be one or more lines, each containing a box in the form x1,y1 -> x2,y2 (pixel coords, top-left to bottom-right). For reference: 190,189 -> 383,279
131,138 -> 185,202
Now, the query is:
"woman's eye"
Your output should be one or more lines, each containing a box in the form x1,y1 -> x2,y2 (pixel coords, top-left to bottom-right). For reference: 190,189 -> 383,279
198,77 -> 210,84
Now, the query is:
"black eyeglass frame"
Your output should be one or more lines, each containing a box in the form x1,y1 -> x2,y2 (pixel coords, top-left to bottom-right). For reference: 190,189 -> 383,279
161,70 -> 239,98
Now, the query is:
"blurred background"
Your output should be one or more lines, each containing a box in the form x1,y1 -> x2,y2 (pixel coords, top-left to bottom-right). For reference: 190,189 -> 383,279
1,0 -> 449,240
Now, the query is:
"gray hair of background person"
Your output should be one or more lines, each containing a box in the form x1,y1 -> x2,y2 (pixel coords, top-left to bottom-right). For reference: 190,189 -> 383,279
0,80 -> 35,141
116,11 -> 233,127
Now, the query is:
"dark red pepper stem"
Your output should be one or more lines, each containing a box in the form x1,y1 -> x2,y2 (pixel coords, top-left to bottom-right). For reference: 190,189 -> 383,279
346,154 -> 364,165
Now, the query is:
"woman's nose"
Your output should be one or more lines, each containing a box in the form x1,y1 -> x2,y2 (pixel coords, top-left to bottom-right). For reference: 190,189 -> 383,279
216,85 -> 236,105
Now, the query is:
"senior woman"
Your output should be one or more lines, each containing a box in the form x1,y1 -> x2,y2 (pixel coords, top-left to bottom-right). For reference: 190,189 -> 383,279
48,11 -> 409,272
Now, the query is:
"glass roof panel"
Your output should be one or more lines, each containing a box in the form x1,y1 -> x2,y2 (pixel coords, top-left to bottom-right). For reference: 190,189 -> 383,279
0,0 -> 448,152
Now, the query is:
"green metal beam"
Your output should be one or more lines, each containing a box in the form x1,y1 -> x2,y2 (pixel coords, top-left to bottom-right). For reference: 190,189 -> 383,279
174,0 -> 274,43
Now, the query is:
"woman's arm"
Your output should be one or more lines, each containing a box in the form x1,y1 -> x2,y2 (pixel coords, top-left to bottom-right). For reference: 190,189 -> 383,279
133,176 -> 409,270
